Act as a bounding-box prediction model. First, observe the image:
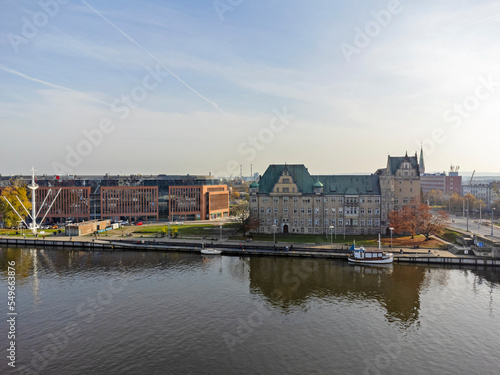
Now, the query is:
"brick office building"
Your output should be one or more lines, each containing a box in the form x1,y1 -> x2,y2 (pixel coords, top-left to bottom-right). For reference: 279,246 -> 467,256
420,173 -> 462,196
169,185 -> 229,221
101,186 -> 159,222
1,186 -> 91,225
36,186 -> 91,223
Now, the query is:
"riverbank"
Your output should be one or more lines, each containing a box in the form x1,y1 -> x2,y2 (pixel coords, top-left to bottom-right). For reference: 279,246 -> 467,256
1,235 -> 500,267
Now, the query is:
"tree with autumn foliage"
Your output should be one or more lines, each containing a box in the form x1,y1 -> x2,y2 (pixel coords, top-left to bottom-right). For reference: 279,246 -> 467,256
388,200 -> 449,240
244,214 -> 260,235
448,193 -> 463,214
419,209 -> 449,240
424,189 -> 444,207
0,185 -> 32,228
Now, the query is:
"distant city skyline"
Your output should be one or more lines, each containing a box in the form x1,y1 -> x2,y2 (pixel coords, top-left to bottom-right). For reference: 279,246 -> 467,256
2,0 -> 500,176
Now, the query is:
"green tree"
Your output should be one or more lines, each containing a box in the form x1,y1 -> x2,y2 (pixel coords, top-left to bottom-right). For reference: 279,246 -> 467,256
231,201 -> 249,232
0,186 -> 32,228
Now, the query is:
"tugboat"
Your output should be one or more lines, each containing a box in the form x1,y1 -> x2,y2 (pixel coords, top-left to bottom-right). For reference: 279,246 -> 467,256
347,234 -> 393,264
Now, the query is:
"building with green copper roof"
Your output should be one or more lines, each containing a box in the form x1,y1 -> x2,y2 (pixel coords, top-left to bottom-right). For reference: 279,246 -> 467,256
249,152 -> 421,236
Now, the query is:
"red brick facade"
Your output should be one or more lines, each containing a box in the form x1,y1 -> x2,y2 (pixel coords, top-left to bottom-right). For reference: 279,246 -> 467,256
101,186 -> 159,222
169,185 -> 229,221
36,186 -> 91,222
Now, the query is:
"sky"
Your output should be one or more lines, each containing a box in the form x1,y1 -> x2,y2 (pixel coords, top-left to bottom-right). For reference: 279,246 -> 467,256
1,0 -> 500,178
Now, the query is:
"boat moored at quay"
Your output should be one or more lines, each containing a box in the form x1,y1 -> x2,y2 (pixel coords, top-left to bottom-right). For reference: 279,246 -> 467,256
347,236 -> 394,264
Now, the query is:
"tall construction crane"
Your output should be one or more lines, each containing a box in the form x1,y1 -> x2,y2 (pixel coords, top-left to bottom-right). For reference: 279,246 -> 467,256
469,170 -> 475,186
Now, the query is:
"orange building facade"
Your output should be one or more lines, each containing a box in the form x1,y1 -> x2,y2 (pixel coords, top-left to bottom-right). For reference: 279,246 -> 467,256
101,186 -> 159,222
169,185 -> 229,221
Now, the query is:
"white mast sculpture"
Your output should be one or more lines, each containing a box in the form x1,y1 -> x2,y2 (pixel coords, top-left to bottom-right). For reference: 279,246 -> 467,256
2,167 -> 62,234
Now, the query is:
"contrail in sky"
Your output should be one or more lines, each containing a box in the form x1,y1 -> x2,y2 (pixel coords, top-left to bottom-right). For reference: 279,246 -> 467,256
0,64 -> 110,106
82,0 -> 226,114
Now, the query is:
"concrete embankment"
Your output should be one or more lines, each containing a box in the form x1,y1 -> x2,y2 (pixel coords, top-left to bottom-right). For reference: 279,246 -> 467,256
1,237 -> 500,267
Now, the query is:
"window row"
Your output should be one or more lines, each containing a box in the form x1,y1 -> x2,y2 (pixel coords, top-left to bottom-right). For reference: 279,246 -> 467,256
254,207 -> 380,215
258,218 -> 380,226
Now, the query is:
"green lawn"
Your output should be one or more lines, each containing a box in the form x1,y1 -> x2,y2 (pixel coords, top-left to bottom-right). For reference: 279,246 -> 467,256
230,232 -> 444,248
439,229 -> 462,245
133,223 -> 240,237
230,232 -> 378,245
0,228 -> 63,237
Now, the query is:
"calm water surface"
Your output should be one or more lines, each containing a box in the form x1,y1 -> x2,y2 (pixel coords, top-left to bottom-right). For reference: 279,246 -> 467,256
1,247 -> 499,375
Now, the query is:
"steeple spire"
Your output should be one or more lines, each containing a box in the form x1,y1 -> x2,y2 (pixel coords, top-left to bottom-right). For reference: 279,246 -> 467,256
419,143 -> 425,174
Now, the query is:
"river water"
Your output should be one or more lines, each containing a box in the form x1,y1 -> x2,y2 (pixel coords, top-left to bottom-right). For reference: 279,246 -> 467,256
1,247 -> 499,375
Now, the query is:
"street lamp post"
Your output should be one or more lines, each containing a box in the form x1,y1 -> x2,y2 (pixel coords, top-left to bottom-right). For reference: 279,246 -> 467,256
335,209 -> 337,239
466,198 -> 469,232
479,201 -> 482,224
492,208 -> 496,237
219,225 -> 222,241
389,227 -> 394,248
272,224 -> 276,243
329,225 -> 334,247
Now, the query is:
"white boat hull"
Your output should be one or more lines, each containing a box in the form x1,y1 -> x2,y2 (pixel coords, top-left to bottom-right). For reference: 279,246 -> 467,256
348,255 -> 393,264
201,249 -> 222,255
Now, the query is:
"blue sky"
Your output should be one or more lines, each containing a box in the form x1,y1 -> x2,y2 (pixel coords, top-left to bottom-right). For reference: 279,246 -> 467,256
1,0 -> 500,177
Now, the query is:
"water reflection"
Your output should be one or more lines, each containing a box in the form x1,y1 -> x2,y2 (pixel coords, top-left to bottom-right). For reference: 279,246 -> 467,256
246,257 -> 426,326
470,267 -> 500,286
1,247 -> 499,330
0,246 -> 204,278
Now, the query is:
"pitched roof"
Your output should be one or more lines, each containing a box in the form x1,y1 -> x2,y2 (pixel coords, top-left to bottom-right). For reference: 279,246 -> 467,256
317,175 -> 381,195
258,164 -> 316,194
387,155 -> 419,175
258,164 -> 381,195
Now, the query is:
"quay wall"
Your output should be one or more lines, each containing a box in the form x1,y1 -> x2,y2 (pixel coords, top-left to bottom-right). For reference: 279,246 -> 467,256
1,237 -> 500,267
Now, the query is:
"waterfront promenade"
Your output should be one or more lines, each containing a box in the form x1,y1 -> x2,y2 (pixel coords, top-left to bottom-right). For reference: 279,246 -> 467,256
2,233 -> 500,267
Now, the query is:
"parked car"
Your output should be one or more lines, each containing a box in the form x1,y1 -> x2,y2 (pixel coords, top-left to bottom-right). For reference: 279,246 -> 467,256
136,222 -> 143,226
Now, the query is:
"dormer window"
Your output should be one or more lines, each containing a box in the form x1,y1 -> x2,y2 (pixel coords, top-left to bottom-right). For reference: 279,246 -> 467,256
282,178 -> 290,183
